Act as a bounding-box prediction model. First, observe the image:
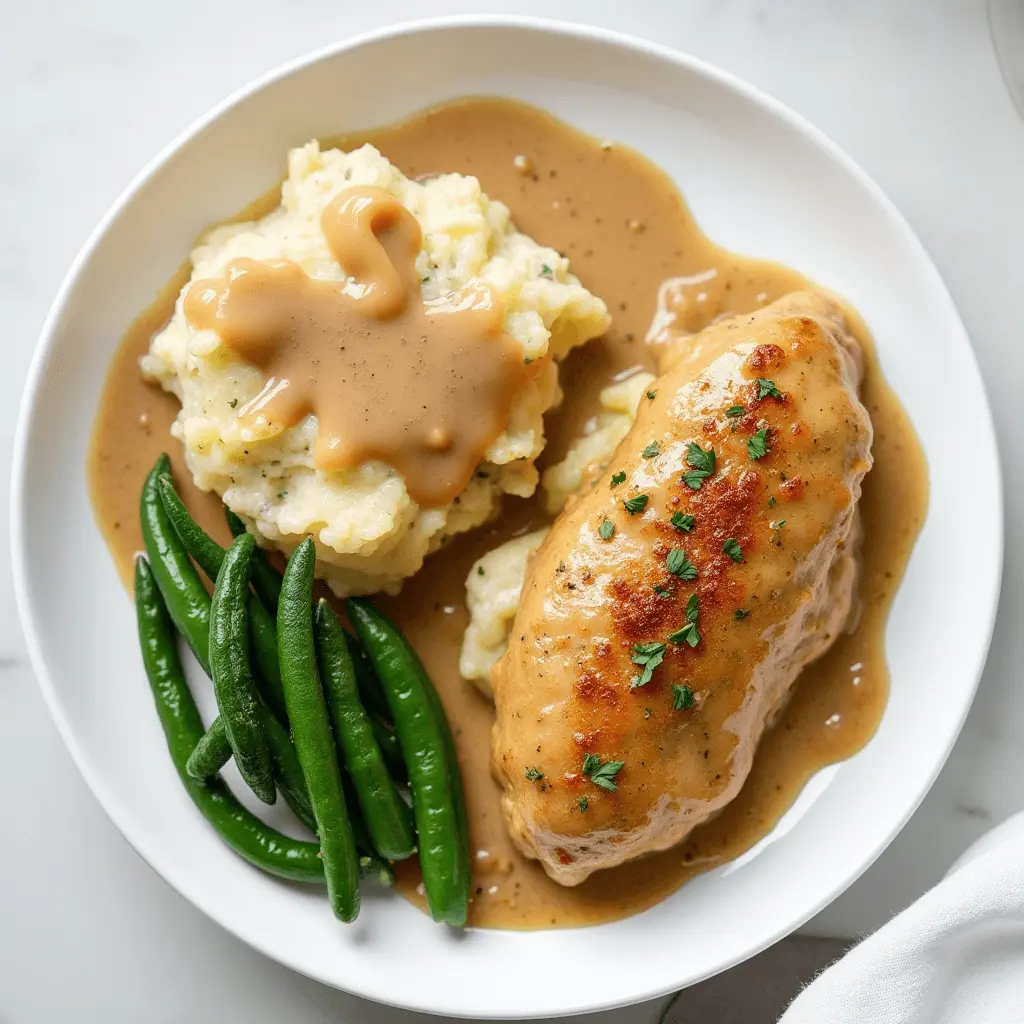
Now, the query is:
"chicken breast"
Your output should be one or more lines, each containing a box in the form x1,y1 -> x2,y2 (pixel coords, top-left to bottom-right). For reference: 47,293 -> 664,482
491,292 -> 873,885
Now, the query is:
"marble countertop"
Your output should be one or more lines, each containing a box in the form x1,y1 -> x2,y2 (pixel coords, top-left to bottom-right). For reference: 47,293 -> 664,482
3,0 -> 1023,1019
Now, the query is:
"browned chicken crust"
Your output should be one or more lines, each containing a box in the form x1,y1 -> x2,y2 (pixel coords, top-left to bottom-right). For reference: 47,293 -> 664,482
491,292 -> 873,885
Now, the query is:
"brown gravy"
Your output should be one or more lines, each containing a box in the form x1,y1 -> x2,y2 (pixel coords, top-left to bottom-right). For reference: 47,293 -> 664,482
88,97 -> 927,929
184,186 -> 535,507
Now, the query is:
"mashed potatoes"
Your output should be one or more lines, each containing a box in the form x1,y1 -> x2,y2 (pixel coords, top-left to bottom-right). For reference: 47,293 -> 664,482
459,529 -> 550,692
460,370 -> 653,694
142,141 -> 609,595
540,369 -> 656,514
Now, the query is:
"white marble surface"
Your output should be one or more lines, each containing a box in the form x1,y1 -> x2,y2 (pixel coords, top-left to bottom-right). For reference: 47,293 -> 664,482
3,0 -> 1023,1020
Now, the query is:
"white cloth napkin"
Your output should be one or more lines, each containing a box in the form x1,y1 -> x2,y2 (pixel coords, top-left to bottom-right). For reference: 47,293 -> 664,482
780,813 -> 1024,1022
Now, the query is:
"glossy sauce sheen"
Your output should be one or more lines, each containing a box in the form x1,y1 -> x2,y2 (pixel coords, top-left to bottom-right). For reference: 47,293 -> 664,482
88,98 -> 927,929
184,186 -> 533,507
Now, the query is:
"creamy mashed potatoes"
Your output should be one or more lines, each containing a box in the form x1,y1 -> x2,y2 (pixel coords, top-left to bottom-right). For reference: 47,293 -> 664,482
540,369 -> 656,514
459,529 -> 549,694
142,142 -> 609,595
460,370 -> 653,694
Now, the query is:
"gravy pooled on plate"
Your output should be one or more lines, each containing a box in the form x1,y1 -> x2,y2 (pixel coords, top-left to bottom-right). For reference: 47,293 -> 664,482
89,97 -> 927,929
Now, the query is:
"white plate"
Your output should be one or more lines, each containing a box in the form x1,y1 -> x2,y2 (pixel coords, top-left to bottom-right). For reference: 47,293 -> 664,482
11,16 -> 1001,1020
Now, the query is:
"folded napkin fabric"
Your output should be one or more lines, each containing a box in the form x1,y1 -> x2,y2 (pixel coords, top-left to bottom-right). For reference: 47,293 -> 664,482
781,816 -> 1024,1023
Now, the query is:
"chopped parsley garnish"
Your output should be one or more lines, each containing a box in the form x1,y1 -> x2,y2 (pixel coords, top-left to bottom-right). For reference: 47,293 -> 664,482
686,442 -> 715,473
768,496 -> 777,507
610,471 -> 626,488
666,548 -> 697,581
525,767 -> 544,782
770,519 -> 787,530
540,263 -> 553,278
630,641 -> 666,688
277,490 -> 288,500
672,683 -> 695,710
477,566 -> 485,575
646,390 -> 657,400
722,538 -> 743,562
670,511 -> 695,533
748,428 -> 771,460
668,593 -> 701,648
757,378 -> 784,401
654,583 -> 673,599
599,519 -> 615,541
623,494 -> 649,515
669,622 -> 700,647
641,441 -> 660,459
577,796 -> 589,812
683,442 -> 715,490
582,754 -> 625,792
726,405 -> 745,418
632,641 -> 667,658
735,608 -> 751,620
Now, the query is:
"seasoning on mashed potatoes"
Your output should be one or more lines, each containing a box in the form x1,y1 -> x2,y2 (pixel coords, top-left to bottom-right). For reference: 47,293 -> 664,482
460,370 -> 654,694
141,141 -> 610,596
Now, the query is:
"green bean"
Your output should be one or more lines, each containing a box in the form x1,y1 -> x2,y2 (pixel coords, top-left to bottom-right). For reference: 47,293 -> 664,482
247,599 -> 286,721
225,506 -> 281,611
156,475 -> 224,582
157,476 -> 286,722
185,711 -> 317,835
185,717 -> 232,779
345,629 -> 391,722
134,555 -> 322,882
279,538 -> 360,922
421,655 -> 471,911
261,708 -> 318,835
344,631 -> 406,780
342,774 -> 397,887
314,600 -> 415,861
347,599 -> 469,926
140,455 -> 210,674
210,535 -> 274,805
371,716 -> 407,785
153,472 -> 293,810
